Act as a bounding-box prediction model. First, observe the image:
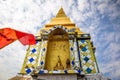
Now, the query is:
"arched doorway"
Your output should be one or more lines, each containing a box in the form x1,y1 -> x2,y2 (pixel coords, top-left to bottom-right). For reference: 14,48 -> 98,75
45,28 -> 71,71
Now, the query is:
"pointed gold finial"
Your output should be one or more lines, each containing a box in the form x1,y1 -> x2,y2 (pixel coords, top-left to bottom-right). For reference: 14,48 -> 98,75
56,7 -> 67,18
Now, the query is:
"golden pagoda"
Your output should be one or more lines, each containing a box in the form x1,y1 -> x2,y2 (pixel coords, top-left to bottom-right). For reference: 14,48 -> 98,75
10,8 -> 102,80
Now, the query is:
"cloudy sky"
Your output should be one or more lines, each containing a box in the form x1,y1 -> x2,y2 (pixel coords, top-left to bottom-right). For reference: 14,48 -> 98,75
0,0 -> 120,80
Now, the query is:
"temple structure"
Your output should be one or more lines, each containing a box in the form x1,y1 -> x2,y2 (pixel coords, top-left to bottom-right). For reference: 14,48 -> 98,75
10,8 -> 110,80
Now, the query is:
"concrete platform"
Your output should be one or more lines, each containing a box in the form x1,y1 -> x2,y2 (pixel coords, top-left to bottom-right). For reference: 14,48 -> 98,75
37,74 -> 77,80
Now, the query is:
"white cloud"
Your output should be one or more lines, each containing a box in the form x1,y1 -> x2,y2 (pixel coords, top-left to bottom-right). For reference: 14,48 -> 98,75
78,0 -> 89,12
0,41 -> 27,80
0,0 -> 62,34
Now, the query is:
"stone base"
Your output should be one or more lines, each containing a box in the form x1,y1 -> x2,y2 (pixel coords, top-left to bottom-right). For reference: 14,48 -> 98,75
9,73 -> 110,80
37,74 -> 77,80
9,75 -> 32,80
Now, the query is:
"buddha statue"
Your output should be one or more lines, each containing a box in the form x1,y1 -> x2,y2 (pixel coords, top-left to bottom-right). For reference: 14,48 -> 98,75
54,56 -> 64,70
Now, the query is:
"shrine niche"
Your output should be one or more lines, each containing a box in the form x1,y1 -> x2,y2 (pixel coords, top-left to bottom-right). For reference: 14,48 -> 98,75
45,28 -> 70,71
20,8 -> 99,75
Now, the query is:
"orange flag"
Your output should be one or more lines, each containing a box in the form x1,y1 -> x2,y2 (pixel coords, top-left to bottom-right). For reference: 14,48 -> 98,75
0,28 -> 36,49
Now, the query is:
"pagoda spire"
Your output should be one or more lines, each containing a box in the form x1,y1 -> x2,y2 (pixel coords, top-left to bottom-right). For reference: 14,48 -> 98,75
44,7 -> 84,34
56,7 -> 67,18
45,7 -> 75,27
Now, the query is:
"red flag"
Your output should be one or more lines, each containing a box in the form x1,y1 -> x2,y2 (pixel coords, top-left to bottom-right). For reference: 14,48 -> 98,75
0,28 -> 36,49
15,30 -> 36,45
